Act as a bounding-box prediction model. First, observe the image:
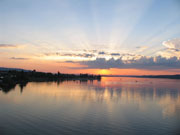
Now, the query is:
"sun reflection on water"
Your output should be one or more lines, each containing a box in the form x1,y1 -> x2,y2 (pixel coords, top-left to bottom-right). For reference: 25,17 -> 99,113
1,77 -> 180,118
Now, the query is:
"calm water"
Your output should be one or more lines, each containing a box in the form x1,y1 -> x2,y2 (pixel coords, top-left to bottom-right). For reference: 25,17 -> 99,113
0,77 -> 180,135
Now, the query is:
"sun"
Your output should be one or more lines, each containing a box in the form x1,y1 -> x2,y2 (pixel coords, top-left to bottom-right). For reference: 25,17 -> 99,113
98,69 -> 110,75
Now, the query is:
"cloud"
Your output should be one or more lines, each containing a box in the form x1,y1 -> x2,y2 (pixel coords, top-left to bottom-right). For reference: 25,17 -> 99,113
0,44 -> 19,48
79,58 -> 123,69
41,49 -> 140,61
98,51 -> 106,55
64,60 -> 76,63
136,46 -> 148,52
158,38 -> 180,57
68,56 -> 180,70
83,49 -> 97,53
110,53 -> 120,56
163,38 -> 180,49
44,52 -> 95,58
10,57 -> 29,60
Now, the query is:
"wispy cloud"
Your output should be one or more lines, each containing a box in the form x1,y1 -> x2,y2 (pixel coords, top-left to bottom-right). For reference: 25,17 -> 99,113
0,44 -> 19,48
41,49 -> 138,61
44,52 -> 95,58
10,57 -> 29,60
136,46 -> 148,52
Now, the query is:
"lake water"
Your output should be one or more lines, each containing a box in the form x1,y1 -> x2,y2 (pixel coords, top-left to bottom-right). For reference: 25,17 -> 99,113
0,77 -> 180,135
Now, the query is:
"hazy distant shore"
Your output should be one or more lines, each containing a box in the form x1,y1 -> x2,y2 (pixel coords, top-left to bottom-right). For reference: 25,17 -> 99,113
102,75 -> 180,79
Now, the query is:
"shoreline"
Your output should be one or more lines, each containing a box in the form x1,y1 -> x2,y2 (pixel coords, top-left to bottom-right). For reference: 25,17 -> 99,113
102,75 -> 180,79
0,70 -> 101,92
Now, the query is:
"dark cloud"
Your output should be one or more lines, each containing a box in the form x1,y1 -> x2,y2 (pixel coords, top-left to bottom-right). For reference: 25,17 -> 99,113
10,57 -> 29,60
98,51 -> 106,55
64,60 -> 75,63
110,53 -> 120,56
79,58 -> 123,69
69,56 -> 180,70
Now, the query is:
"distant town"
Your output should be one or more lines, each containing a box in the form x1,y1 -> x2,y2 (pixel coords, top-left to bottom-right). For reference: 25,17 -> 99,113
0,67 -> 101,93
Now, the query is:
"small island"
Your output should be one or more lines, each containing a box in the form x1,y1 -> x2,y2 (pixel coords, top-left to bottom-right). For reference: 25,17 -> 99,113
0,68 -> 101,92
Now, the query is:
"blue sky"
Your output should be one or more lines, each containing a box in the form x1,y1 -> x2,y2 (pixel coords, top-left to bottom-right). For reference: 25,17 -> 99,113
0,0 -> 180,73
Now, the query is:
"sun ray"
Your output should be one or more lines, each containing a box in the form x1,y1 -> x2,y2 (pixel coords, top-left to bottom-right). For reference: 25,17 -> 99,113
108,0 -> 154,51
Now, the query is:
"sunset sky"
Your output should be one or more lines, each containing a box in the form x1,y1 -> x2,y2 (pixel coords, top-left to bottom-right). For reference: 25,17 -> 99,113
0,0 -> 180,75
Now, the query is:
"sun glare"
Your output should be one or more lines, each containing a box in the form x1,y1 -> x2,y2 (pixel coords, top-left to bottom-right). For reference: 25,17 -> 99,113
98,69 -> 110,75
